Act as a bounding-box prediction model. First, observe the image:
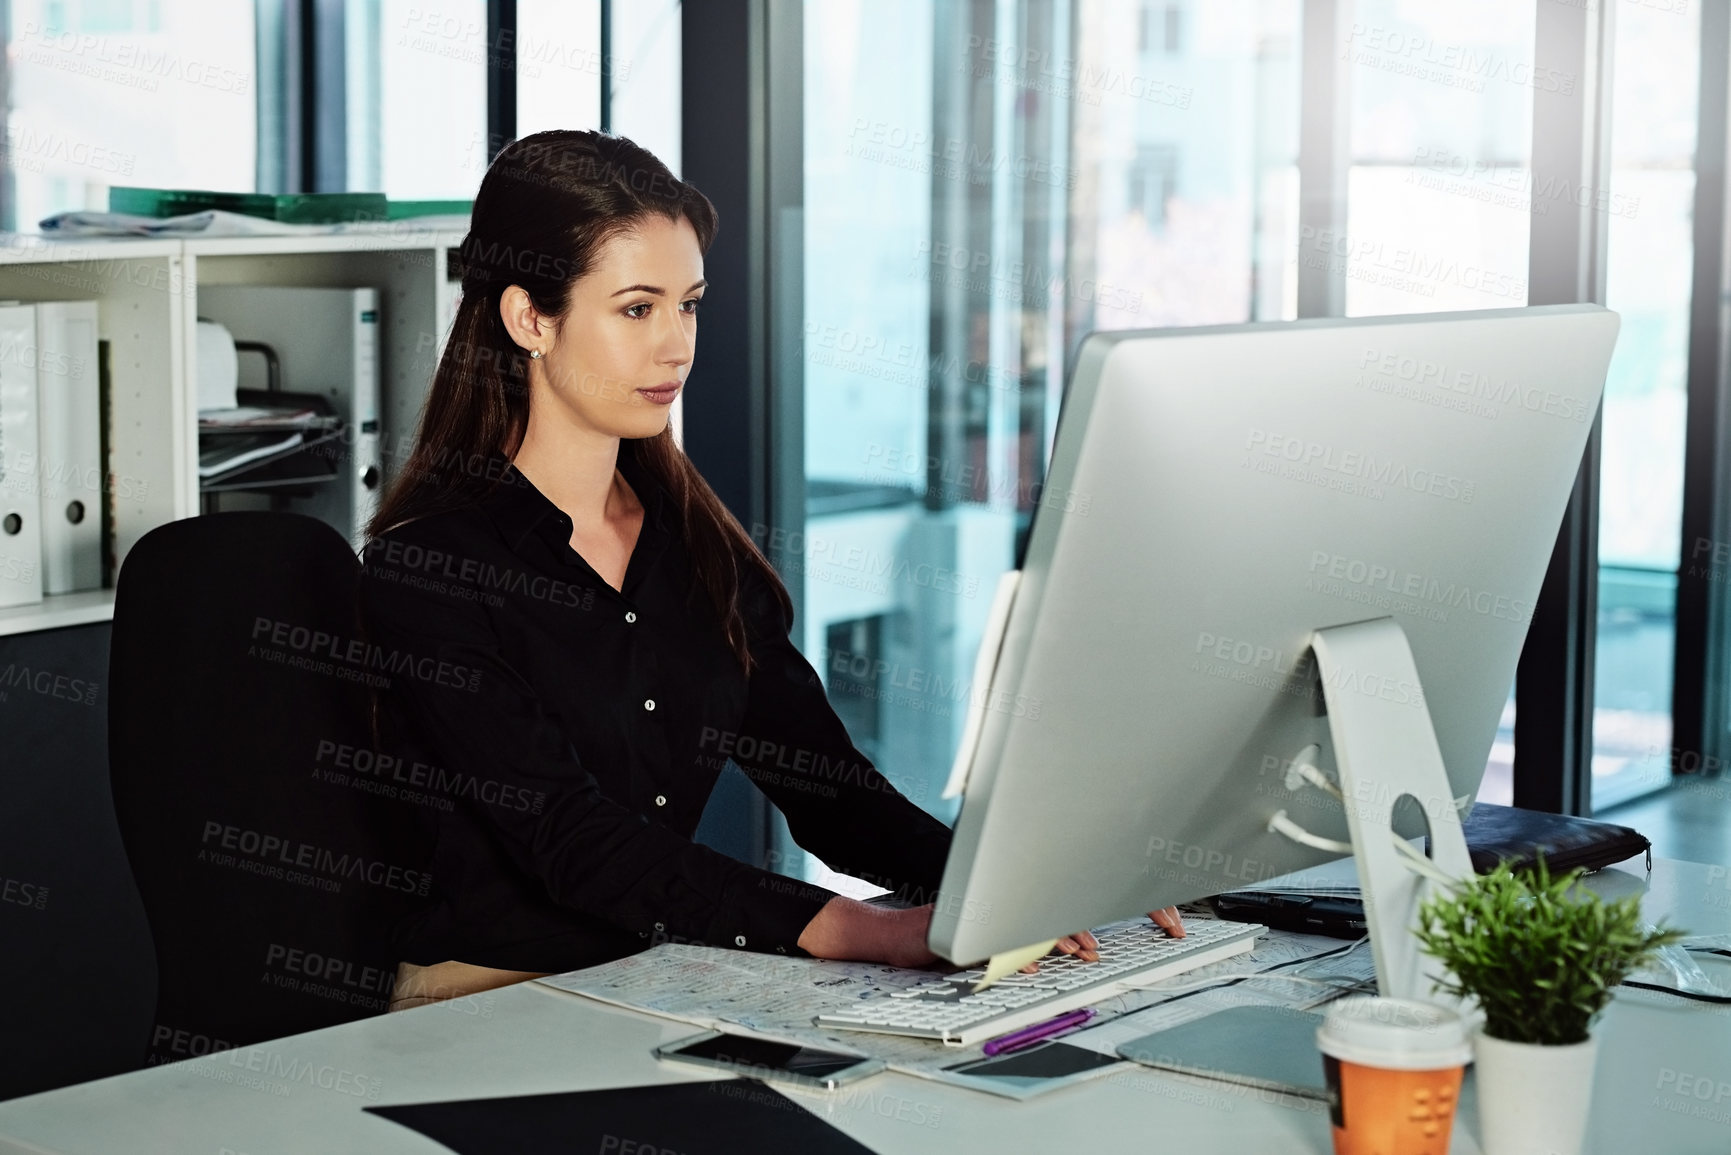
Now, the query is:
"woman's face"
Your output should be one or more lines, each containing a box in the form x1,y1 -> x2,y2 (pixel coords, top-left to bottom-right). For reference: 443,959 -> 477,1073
514,212 -> 705,442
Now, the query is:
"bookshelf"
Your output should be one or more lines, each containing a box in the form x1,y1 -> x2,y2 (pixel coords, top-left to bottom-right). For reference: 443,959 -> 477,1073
0,224 -> 465,638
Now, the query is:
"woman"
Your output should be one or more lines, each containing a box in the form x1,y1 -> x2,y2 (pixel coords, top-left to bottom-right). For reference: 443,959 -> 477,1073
358,130 -> 1180,1010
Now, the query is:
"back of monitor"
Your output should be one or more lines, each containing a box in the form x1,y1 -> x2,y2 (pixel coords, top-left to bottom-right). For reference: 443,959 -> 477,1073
929,304 -> 1620,965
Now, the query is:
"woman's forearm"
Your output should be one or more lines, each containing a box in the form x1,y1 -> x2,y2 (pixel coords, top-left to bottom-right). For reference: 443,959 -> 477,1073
796,896 -> 939,968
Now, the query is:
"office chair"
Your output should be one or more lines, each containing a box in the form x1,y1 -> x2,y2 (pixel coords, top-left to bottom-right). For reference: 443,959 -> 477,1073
108,512 -> 425,1066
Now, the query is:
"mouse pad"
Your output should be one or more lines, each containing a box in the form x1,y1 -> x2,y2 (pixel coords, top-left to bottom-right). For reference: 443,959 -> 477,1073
1116,1004 -> 1329,1100
366,1080 -> 881,1154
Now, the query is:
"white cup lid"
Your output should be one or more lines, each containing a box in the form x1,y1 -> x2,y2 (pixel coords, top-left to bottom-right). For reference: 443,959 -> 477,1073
1316,996 -> 1472,1070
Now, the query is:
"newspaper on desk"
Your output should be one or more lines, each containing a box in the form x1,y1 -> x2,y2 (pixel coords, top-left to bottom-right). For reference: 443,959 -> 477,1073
536,918 -> 1375,1100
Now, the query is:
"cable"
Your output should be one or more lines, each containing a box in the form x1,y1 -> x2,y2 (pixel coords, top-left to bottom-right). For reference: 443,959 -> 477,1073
1290,760 -> 1343,801
1120,971 -> 1373,998
1390,834 -> 1462,887
1116,936 -> 1374,1001
1267,810 -> 1353,854
1620,980 -> 1731,1005
1267,812 -> 1467,889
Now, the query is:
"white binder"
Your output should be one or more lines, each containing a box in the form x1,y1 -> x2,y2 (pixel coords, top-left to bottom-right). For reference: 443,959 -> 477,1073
35,300 -> 102,593
195,286 -> 382,550
0,303 -> 43,608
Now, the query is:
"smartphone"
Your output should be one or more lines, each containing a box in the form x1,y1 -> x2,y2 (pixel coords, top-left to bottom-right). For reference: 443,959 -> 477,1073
652,1030 -> 886,1091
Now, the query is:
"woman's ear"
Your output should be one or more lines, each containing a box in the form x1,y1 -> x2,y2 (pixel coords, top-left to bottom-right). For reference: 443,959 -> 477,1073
498,285 -> 547,354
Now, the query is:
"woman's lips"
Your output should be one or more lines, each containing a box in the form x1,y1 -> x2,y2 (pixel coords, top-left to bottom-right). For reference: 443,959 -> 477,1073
636,384 -> 680,405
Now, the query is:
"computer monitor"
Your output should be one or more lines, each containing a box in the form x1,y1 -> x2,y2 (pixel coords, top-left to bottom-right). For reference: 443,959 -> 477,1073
927,304 -> 1620,992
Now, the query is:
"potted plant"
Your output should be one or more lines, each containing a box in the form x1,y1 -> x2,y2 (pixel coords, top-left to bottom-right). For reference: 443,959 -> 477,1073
1414,856 -> 1683,1155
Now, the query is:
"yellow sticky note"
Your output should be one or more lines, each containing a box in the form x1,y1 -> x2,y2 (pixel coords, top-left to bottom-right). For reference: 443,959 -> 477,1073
972,939 -> 1057,993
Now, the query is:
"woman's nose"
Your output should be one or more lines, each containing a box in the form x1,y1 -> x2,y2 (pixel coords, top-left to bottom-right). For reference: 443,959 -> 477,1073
657,314 -> 695,363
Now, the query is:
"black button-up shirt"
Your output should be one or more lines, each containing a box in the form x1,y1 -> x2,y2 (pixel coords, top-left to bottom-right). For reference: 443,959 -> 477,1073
356,438 -> 953,973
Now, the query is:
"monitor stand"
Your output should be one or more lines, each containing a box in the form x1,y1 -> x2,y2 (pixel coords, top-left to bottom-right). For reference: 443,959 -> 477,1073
1117,620 -> 1479,1094
1268,616 -> 1475,1010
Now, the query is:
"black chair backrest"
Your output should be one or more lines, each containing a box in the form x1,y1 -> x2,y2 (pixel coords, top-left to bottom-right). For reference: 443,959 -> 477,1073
109,512 -> 424,1066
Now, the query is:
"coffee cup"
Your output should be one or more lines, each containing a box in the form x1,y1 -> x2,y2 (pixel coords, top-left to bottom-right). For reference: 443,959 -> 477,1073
1315,996 -> 1472,1155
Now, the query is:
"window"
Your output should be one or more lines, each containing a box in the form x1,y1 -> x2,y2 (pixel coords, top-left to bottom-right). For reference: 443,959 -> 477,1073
5,0 -> 256,229
1127,144 -> 1179,227
348,0 -> 487,198
825,616 -> 888,762
1338,0 -> 1537,803
515,0 -> 602,139
1591,1 -> 1700,810
594,0 -> 681,172
779,0 -> 1303,890
1343,0 -> 1535,320
1139,4 -> 1183,55
1077,0 -> 1302,335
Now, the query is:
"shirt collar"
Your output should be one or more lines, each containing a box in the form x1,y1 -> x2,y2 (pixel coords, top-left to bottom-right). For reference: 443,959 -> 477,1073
482,438 -> 670,555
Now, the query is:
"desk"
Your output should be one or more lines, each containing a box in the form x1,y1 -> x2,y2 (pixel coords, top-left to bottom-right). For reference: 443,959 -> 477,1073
1,858 -> 1727,1155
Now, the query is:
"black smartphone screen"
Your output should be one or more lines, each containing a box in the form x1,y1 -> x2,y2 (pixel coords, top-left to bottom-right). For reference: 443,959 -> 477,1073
948,1042 -> 1123,1080
668,1034 -> 865,1079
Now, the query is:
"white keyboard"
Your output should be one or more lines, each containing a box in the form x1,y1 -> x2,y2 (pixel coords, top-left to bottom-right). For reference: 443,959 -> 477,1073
813,917 -> 1266,1046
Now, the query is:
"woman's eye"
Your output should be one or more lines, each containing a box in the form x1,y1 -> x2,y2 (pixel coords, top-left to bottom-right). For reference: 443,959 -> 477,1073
625,300 -> 700,318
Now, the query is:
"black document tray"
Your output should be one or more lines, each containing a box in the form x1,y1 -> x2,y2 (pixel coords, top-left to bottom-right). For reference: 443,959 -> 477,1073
199,388 -> 344,492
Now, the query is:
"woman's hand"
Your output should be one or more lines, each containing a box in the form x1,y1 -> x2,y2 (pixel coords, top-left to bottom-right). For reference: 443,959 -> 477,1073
1019,906 -> 1188,973
1148,905 -> 1186,939
796,896 -> 940,968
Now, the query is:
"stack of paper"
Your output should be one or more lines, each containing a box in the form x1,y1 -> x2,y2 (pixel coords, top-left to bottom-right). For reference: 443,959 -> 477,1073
39,209 -> 339,238
198,405 -> 334,430
198,432 -> 306,480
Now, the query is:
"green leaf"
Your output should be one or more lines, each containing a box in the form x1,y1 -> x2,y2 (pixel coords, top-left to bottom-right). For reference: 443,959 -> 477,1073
1416,859 -> 1688,1047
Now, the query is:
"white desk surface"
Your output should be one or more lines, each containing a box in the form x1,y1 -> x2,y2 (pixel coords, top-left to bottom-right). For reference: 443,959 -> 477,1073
1,857 -> 1727,1155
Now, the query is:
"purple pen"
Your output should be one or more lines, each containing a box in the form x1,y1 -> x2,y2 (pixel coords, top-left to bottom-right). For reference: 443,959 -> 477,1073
980,1007 -> 1097,1056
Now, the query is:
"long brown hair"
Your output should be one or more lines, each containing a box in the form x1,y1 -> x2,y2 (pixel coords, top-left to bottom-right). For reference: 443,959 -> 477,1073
366,129 -> 791,672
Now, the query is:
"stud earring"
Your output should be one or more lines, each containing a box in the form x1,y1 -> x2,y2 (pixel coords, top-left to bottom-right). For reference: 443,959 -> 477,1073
529,349 -> 542,359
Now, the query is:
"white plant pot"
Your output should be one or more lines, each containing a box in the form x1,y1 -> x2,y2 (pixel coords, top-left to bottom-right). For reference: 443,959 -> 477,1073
1472,1030 -> 1600,1155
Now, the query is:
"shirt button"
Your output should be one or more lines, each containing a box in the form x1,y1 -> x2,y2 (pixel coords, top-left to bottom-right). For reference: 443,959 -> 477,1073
735,935 -> 747,947
625,611 -> 637,623
644,699 -> 656,711
655,794 -> 667,807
